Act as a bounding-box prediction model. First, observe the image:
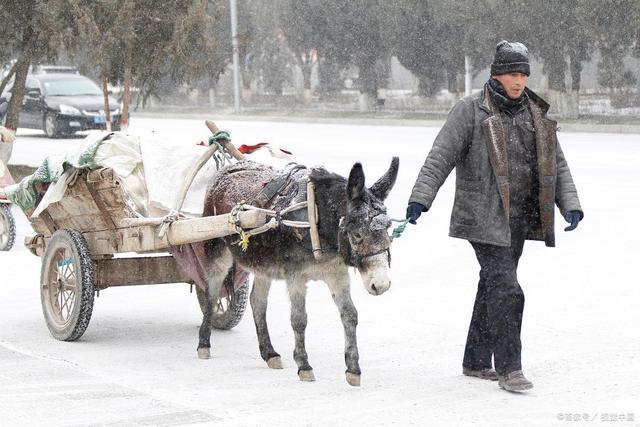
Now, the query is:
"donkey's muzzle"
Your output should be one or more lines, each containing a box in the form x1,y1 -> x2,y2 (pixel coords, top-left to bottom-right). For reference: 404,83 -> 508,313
359,252 -> 391,296
368,280 -> 390,296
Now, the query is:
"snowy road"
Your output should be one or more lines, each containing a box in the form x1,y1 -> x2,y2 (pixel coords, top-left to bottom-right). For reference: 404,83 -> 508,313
1,118 -> 639,426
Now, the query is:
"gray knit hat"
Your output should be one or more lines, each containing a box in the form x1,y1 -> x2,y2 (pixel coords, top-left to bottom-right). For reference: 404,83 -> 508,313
490,40 -> 530,76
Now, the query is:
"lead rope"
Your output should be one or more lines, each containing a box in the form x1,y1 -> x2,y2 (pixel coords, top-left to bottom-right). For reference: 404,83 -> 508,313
207,131 -> 233,169
390,218 -> 410,240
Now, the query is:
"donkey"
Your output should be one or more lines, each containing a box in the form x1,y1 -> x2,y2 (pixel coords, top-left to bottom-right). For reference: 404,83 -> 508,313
198,157 -> 399,386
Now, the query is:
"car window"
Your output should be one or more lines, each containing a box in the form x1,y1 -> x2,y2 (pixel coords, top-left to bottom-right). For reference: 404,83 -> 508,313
25,78 -> 39,90
42,78 -> 102,96
1,81 -> 14,96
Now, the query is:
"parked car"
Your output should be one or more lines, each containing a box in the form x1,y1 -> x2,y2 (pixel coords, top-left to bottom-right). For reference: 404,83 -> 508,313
31,64 -> 80,74
0,73 -> 122,138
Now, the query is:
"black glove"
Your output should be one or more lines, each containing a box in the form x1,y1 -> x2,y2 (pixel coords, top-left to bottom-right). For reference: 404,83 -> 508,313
406,202 -> 426,225
564,210 -> 582,231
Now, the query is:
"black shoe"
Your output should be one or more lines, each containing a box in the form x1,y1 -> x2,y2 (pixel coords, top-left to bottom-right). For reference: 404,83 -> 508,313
498,370 -> 534,392
463,367 -> 499,381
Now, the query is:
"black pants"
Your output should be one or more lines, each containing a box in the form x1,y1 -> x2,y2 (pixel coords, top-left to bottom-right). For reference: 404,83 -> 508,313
463,218 -> 528,375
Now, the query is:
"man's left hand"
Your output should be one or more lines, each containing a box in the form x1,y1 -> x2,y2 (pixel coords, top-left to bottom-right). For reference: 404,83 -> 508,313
564,210 -> 583,231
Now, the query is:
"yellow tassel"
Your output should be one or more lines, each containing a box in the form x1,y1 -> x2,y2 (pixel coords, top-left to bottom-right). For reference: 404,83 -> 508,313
230,200 -> 249,250
238,231 -> 250,251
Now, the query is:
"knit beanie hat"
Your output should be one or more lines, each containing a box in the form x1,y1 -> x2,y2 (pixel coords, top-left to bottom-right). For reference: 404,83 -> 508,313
490,40 -> 530,76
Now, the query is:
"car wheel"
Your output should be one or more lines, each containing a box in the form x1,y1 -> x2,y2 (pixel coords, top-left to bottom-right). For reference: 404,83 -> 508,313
44,113 -> 60,138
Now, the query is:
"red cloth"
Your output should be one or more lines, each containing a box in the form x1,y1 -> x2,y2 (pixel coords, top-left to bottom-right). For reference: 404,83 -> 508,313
238,142 -> 292,156
238,142 -> 269,153
196,140 -> 293,156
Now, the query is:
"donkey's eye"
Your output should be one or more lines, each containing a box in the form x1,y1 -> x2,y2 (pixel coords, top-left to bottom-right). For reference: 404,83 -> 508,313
350,231 -> 363,242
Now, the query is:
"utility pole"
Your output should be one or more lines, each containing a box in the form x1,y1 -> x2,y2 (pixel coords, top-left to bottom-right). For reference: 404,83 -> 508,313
464,56 -> 472,97
230,0 -> 241,113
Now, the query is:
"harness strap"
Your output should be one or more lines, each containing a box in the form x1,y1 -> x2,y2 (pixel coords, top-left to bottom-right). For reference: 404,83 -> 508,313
229,164 -> 322,259
229,197 -> 319,252
253,163 -> 306,208
306,181 -> 322,260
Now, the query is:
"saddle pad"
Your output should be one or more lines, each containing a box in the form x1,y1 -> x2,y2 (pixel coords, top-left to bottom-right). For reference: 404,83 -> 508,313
253,163 -> 306,208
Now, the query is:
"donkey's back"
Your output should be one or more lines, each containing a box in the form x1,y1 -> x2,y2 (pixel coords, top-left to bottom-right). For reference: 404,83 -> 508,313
204,160 -> 279,216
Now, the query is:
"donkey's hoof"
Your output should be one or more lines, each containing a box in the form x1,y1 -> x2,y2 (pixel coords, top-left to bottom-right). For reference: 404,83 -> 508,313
346,372 -> 361,387
298,369 -> 315,382
197,347 -> 211,359
267,356 -> 283,369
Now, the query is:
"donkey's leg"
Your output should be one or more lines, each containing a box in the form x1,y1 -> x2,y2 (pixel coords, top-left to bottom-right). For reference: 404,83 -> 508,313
287,278 -> 314,381
250,275 -> 282,369
326,269 -> 361,386
198,247 -> 233,359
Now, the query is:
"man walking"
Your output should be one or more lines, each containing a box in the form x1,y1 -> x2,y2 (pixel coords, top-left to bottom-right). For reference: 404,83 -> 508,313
406,41 -> 583,392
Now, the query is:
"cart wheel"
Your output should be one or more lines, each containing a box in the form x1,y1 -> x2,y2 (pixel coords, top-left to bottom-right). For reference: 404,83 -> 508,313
41,229 -> 95,341
196,265 -> 250,330
0,204 -> 16,251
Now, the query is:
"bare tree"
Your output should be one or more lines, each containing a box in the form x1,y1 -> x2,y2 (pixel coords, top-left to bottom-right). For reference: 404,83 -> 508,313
65,0 -> 228,126
0,0 -> 66,130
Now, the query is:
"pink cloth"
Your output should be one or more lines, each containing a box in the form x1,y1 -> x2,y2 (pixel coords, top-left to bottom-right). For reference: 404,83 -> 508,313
169,242 -> 249,295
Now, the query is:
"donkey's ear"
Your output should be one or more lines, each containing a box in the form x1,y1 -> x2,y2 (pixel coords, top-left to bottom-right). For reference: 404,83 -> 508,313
370,157 -> 399,201
347,162 -> 366,204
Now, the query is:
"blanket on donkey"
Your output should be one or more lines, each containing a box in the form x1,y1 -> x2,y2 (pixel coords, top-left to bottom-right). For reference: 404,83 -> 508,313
170,160 -> 309,292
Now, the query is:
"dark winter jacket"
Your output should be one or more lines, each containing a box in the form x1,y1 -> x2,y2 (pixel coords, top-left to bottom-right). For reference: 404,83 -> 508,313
409,84 -> 583,247
486,80 -> 539,218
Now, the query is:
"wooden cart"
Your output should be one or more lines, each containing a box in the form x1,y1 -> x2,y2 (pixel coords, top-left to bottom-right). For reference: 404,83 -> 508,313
21,122 -> 260,341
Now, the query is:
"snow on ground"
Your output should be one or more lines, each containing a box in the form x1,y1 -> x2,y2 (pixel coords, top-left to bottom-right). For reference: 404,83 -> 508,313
1,118 -> 639,426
